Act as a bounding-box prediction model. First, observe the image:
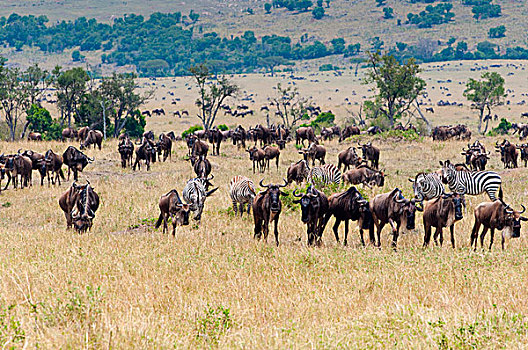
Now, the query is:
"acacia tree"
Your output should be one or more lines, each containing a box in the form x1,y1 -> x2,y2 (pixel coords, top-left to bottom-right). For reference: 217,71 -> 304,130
190,63 -> 238,130
464,71 -> 505,134
270,83 -> 312,130
365,52 -> 425,127
20,64 -> 52,138
0,61 -> 27,141
53,66 -> 89,127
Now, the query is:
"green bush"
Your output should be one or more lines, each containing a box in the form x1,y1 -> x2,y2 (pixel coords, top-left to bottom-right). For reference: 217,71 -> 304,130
312,6 -> 325,19
217,124 -> 228,131
25,104 -> 62,140
123,110 -> 146,138
182,125 -> 203,139
309,112 -> 335,132
487,118 -> 511,136
488,25 -> 506,38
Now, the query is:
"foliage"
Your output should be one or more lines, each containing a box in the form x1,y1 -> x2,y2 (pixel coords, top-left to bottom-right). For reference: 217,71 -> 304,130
71,50 -> 83,62
265,3 -> 272,13
375,0 -> 386,7
123,110 -> 146,137
182,125 -> 203,139
25,104 -> 62,140
383,7 -> 394,19
471,2 -> 501,19
406,3 -> 454,28
0,60 -> 27,141
217,124 -> 228,131
312,6 -> 325,19
488,25 -> 505,39
195,305 -> 232,346
464,71 -> 505,134
53,66 -> 89,127
273,0 -> 313,12
487,118 -> 511,136
365,52 -> 426,127
318,64 -> 340,71
309,112 -> 335,131
270,83 -> 313,129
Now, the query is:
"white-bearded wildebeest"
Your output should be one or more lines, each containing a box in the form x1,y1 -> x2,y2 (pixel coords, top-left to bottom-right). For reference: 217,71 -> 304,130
156,133 -> 172,162
339,125 -> 360,142
77,126 -> 90,142
517,143 -> 528,167
155,189 -> 191,236
295,126 -> 315,147
61,127 -> 77,141
343,166 -> 385,188
62,146 -> 93,181
293,186 -> 329,246
80,130 -> 103,150
246,146 -> 266,173
337,147 -> 363,172
471,200 -> 527,251
263,145 -> 280,172
4,154 -> 32,189
207,127 -> 223,156
252,179 -> 288,246
286,159 -> 310,185
44,149 -> 65,186
358,142 -> 380,169
133,139 -> 155,171
495,139 -> 518,168
422,192 -> 465,248
299,142 -> 326,166
59,181 -> 100,232
118,136 -> 134,168
189,155 -> 212,179
27,132 -> 42,141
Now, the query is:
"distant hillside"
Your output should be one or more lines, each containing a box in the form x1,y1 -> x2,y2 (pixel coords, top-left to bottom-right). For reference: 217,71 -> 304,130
0,0 -> 526,75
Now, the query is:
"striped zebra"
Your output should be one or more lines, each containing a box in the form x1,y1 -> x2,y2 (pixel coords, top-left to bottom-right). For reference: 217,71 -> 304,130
409,172 -> 445,201
183,178 -> 218,221
440,160 -> 502,201
308,164 -> 341,187
229,175 -> 256,216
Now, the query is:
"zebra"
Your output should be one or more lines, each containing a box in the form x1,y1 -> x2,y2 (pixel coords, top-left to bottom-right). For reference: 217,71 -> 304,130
409,172 -> 445,201
183,178 -> 218,221
229,175 -> 256,216
440,160 -> 502,201
308,164 -> 341,188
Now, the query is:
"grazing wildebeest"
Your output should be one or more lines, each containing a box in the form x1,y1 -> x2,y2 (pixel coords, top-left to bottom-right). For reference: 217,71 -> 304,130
190,137 -> 209,158
118,136 -> 134,168
154,189 -> 191,236
425,107 -> 434,113
44,149 -> 65,185
208,127 -> 224,156
77,126 -> 90,142
299,142 -> 326,166
321,127 -> 337,141
295,126 -> 315,147
358,142 -> 380,169
156,133 -> 172,162
133,139 -> 155,171
189,155 -> 211,178
370,188 -> 423,248
27,132 -> 42,141
246,146 -> 266,173
343,166 -> 385,188
61,127 -> 77,141
229,175 -> 257,217
339,125 -> 360,142
495,139 -> 518,168
20,150 -> 47,185
182,178 -> 218,221
422,193 -> 465,248
471,200 -> 527,250
517,143 -> 528,167
337,147 -> 363,172
263,145 -> 280,171
80,130 -> 103,150
70,182 -> 100,233
461,143 -> 489,171
293,186 -> 329,246
252,179 -> 288,246
286,159 -> 310,185
4,154 -> 32,189
367,126 -> 382,135
151,108 -> 166,116
323,186 -> 375,246
62,146 -> 93,181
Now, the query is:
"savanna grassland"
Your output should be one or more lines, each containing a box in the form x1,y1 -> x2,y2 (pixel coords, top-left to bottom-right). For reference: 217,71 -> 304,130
1,60 -> 528,348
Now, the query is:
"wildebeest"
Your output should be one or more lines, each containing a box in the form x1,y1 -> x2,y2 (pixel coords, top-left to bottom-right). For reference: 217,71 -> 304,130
246,146 -> 266,173
59,181 -> 100,232
422,193 -> 465,248
156,133 -> 172,162
286,159 -> 310,185
323,186 -> 375,246
231,125 -> 247,149
293,186 -> 329,246
154,189 -> 191,236
143,130 -> 155,141
358,142 -> 380,169
299,142 -> 326,166
263,145 -> 280,171
295,126 -> 315,147
27,132 -> 42,141
118,136 -> 134,168
249,124 -> 272,146
432,124 -> 471,141
61,127 -> 77,141
152,108 -> 166,116
77,126 -> 90,142
63,146 -> 93,181
337,147 -> 363,172
252,179 -> 288,246
370,188 -> 423,248
495,139 -> 518,168
517,143 -> 528,167
189,155 -> 211,178
321,126 -> 340,141
188,136 -> 209,158
207,127 -> 224,156
44,149 -> 65,185
182,178 -> 218,221
20,150 -> 47,185
471,200 -> 527,250
133,139 -> 155,171
4,154 -> 32,189
343,166 -> 385,188
339,125 -> 360,142
367,126 -> 382,135
80,130 -> 103,150
461,144 -> 489,171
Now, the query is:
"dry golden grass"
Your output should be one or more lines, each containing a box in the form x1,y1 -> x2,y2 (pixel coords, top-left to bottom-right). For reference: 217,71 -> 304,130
1,62 -> 528,348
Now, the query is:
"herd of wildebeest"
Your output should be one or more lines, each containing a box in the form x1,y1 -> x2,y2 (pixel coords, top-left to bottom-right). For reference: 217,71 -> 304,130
1,119 -> 528,251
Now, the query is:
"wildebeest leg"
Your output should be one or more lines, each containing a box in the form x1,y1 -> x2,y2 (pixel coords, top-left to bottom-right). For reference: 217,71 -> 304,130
332,219 -> 341,243
263,219 -> 269,243
423,223 -> 432,248
449,224 -> 455,249
388,219 -> 398,248
501,231 -> 505,250
479,227 -> 488,250
254,218 -> 262,240
273,217 -> 279,246
375,221 -> 385,248
470,221 -> 480,250
275,156 -> 279,170
343,220 -> 349,246
488,228 -> 495,251
3,173 -> 11,191
146,158 -> 151,171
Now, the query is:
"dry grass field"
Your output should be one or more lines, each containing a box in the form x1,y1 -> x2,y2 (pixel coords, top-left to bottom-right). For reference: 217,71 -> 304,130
1,60 -> 528,348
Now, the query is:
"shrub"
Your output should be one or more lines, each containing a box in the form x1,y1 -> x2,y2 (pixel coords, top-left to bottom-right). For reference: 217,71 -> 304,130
487,118 -> 511,136
25,104 -> 62,140
195,305 -> 232,346
217,124 -> 228,131
488,25 -> 506,38
123,110 -> 146,138
182,125 -> 203,139
312,6 -> 325,19
383,7 -> 394,19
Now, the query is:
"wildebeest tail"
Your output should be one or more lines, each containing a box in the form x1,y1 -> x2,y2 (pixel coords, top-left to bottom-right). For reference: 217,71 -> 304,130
59,168 -> 65,180
155,213 -> 163,229
499,186 -> 503,200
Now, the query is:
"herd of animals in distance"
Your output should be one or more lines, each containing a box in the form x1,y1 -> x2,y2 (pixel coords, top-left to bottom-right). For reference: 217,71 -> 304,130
1,106 -> 528,250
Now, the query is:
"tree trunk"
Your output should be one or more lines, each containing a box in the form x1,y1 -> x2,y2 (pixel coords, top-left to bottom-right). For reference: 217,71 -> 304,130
478,108 -> 484,134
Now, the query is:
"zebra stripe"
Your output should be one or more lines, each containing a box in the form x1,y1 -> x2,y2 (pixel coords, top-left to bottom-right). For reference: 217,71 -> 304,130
183,178 -> 206,212
308,164 -> 341,187
229,176 -> 256,215
443,163 -> 502,201
412,173 -> 445,201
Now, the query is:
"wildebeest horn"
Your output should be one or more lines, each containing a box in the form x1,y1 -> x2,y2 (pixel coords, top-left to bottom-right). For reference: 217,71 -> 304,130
293,189 -> 302,198
519,204 -> 526,214
259,179 -> 270,188
87,156 -> 94,162
394,194 -> 406,203
408,178 -> 415,182
278,178 -> 288,188
207,174 -> 214,180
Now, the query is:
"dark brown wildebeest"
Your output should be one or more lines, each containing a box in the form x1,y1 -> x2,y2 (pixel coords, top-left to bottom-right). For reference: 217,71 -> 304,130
337,147 -> 363,172
0,164 -> 5,193
495,139 -> 518,168
59,182 -> 82,228
461,146 -> 489,171
118,136 -> 134,168
320,127 -> 335,141
471,200 -> 527,250
4,154 -> 32,189
80,130 -> 103,150
295,126 -> 315,147
367,126 -> 382,135
231,125 -> 247,149
143,130 -> 155,141
358,142 -> 380,169
70,182 -> 100,233
77,126 -> 90,142
189,155 -> 212,178
133,139 -> 155,171
166,131 -> 176,140
142,110 -> 151,117
207,127 -> 223,156
286,159 -> 309,185
323,186 -> 375,246
343,166 -> 385,187
425,107 -> 434,113
190,137 -> 209,158
151,108 -> 165,116
511,123 -> 528,140
339,125 -> 360,142
62,146 -> 93,181
156,133 -> 172,162
246,146 -> 266,173
61,127 -> 78,141
292,186 -> 329,246
252,179 -> 288,246
370,188 -> 423,248
263,145 -> 280,171
299,142 -> 326,166
27,132 -> 42,141
20,149 -> 46,182
154,189 -> 191,236
517,143 -> 528,167
250,124 -> 272,146
44,149 -> 65,185
422,193 -> 465,248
